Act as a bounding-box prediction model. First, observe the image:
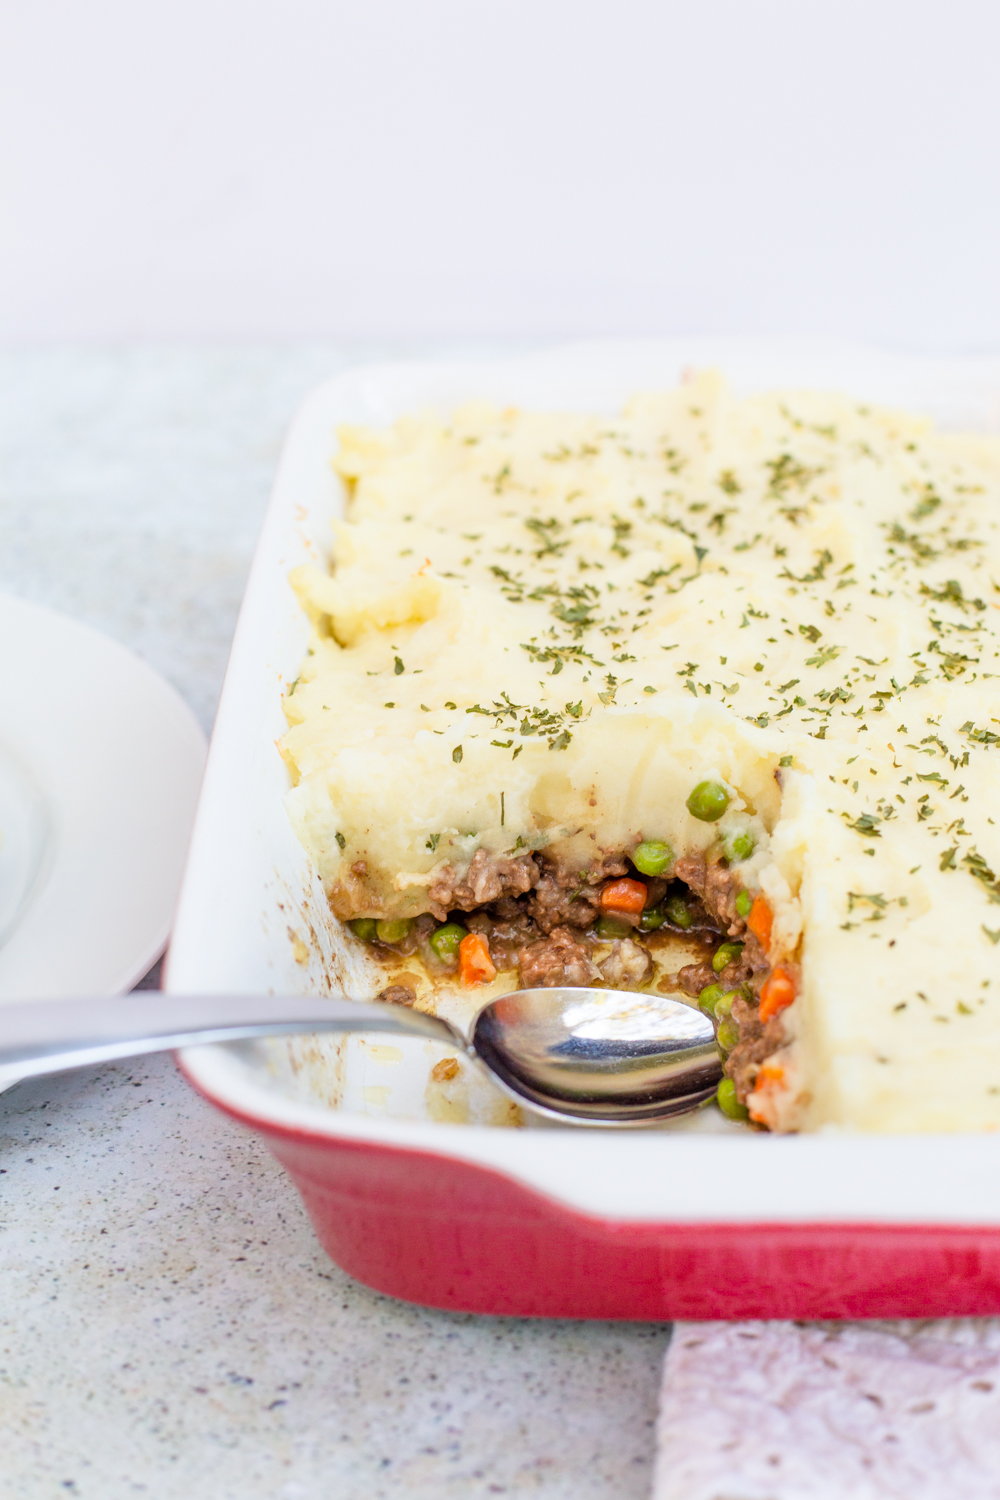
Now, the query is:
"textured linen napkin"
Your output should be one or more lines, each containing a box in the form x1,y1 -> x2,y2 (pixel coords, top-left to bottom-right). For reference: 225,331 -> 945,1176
652,1319 -> 1000,1499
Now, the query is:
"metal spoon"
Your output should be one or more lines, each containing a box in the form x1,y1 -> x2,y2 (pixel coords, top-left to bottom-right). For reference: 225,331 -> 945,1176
0,987 -> 722,1126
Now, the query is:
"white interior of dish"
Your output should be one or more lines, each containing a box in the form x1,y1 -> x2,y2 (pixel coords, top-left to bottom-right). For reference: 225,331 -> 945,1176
169,337 -> 1000,1224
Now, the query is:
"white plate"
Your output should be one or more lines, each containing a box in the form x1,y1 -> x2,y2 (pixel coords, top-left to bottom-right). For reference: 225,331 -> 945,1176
0,594 -> 207,1003
171,338 -> 1000,1228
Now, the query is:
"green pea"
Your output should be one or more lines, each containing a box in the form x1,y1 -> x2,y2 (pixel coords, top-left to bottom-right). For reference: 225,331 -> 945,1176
712,941 -> 744,974
349,918 -> 378,941
713,990 -> 736,1019
716,1017 -> 739,1053
735,889 -> 753,918
686,780 -> 730,822
724,829 -> 756,863
429,922 -> 468,962
665,895 -> 694,930
632,839 -> 674,877
639,907 -> 666,932
375,917 -> 413,945
596,914 -> 632,940
698,982 -> 724,1015
717,1077 -> 750,1121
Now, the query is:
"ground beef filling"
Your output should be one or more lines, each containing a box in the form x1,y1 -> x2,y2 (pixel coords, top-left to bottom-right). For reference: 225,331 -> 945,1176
427,848 -> 539,920
524,854 -> 629,935
368,847 -> 786,1111
725,995 -> 786,1102
518,926 -> 600,988
374,983 -> 417,1007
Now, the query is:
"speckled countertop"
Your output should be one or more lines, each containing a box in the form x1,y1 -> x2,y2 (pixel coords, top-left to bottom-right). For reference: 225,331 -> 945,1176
0,347 -> 670,1500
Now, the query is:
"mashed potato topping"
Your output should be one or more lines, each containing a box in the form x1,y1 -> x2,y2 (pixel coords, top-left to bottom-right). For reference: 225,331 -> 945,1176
280,372 -> 1000,1133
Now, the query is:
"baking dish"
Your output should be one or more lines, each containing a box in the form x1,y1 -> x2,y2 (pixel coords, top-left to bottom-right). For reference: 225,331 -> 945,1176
168,338 -> 1000,1319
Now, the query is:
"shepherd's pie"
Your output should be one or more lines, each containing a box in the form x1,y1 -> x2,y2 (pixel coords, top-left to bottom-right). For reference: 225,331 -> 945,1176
280,372 -> 1000,1133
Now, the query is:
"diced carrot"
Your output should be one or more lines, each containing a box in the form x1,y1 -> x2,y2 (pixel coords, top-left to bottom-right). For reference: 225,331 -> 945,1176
758,966 -> 796,1022
599,878 -> 648,915
458,932 -> 496,987
747,895 -> 773,951
757,1061 -> 786,1085
749,1061 -> 786,1121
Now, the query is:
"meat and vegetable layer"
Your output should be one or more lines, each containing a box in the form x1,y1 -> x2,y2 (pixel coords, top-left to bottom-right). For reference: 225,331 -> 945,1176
280,373 -> 1000,1132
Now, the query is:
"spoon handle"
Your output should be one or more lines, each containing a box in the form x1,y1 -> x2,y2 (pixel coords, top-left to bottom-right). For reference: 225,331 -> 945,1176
0,993 -> 464,1081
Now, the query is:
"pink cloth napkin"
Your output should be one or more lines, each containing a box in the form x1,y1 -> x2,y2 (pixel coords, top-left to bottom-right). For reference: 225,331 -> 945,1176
653,1319 -> 1000,1499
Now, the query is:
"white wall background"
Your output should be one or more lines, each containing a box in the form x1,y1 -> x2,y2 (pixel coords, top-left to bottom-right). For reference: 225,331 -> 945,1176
1,0 -> 998,348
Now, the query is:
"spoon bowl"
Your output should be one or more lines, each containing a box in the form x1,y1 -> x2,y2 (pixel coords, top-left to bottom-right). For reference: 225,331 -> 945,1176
472,986 -> 721,1124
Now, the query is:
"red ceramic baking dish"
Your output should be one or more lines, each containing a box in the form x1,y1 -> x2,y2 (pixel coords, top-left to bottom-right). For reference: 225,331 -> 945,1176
169,338 -> 1000,1319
